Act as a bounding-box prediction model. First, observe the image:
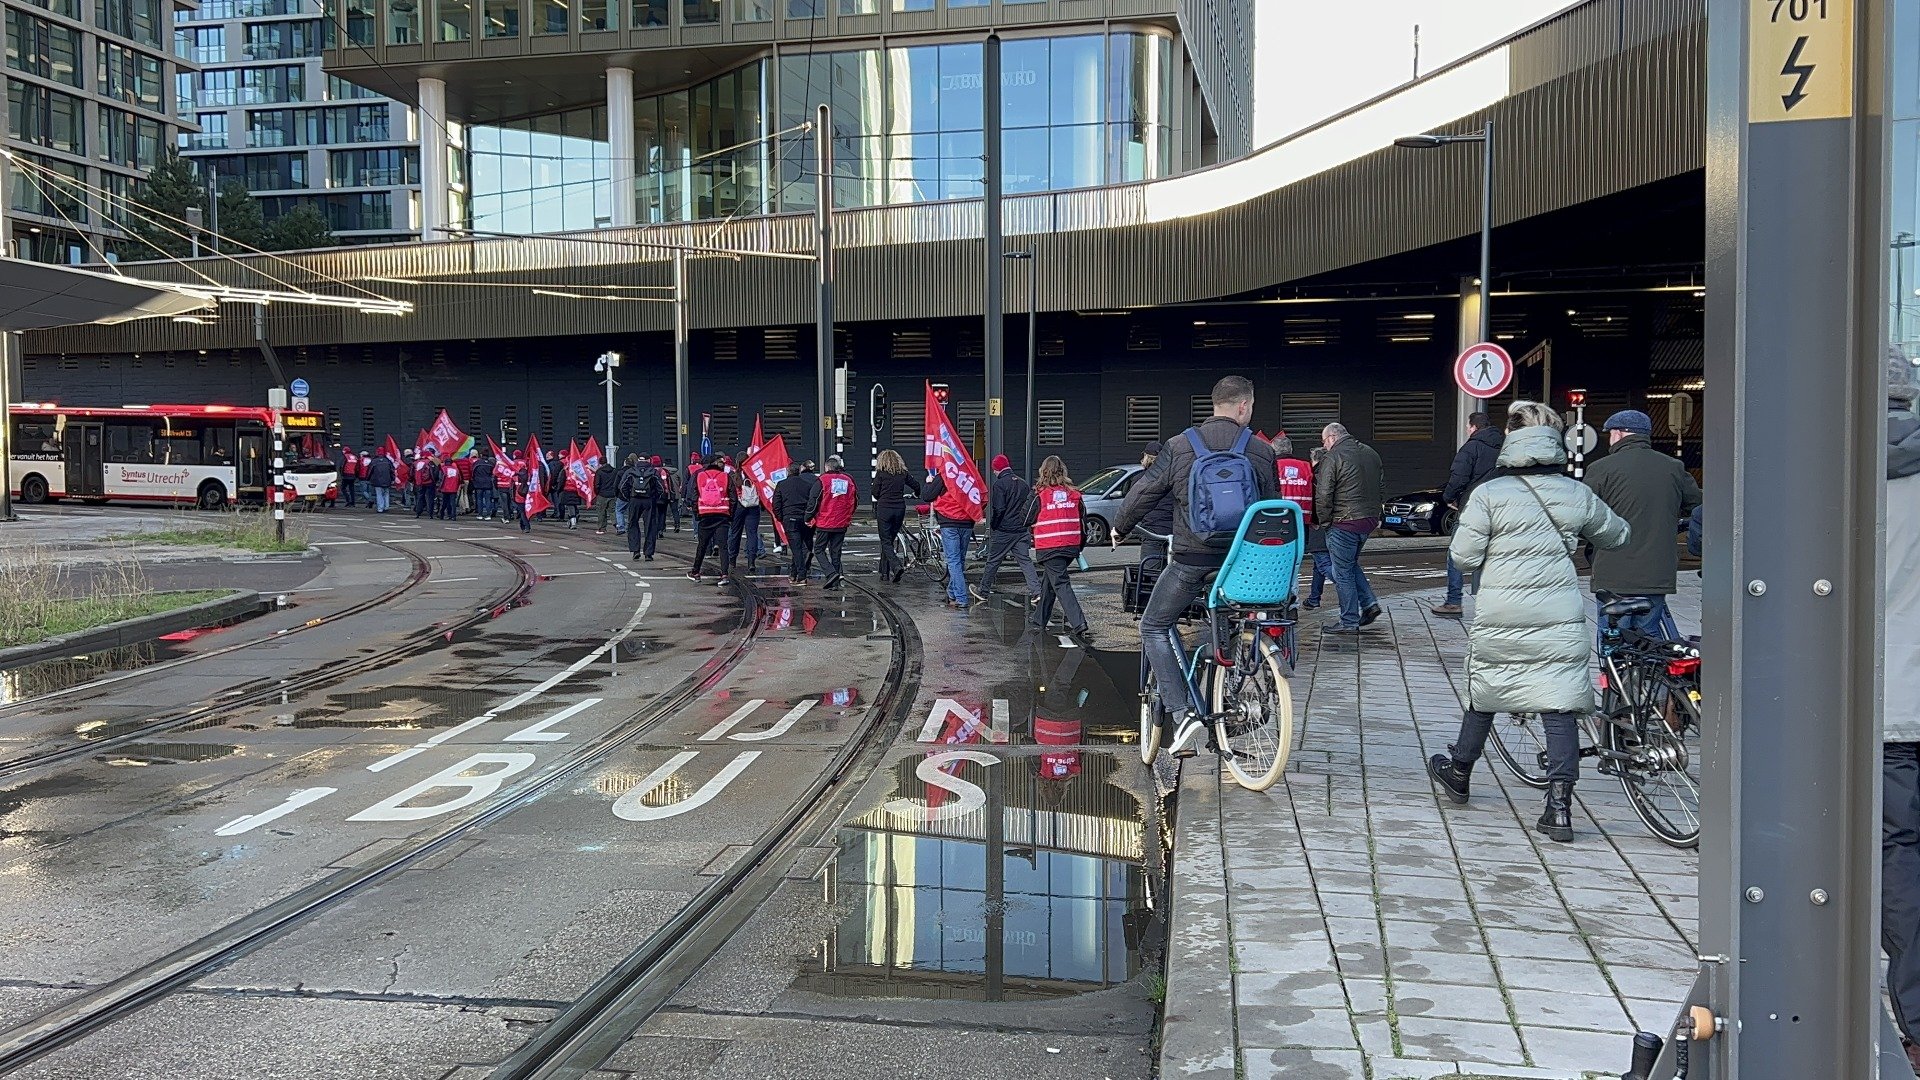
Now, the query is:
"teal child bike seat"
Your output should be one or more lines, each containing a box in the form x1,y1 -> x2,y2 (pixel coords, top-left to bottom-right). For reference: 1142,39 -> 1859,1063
1208,499 -> 1306,609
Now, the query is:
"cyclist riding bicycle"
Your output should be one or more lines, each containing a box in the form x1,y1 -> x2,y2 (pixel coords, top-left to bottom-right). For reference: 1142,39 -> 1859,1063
1113,375 -> 1278,755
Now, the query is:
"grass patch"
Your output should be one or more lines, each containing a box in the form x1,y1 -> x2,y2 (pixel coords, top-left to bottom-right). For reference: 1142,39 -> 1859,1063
2,590 -> 231,648
114,509 -> 310,554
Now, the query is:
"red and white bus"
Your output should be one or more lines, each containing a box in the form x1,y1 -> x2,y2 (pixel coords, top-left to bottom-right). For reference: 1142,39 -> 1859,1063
6,403 -> 337,509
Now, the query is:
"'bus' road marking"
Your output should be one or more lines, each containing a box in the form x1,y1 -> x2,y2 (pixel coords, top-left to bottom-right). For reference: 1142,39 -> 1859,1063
883,751 -> 997,823
366,595 -> 654,773
698,699 -> 814,742
915,698 -> 1008,744
350,754 -> 534,822
612,751 -> 761,821
214,787 -> 336,836
504,698 -> 600,742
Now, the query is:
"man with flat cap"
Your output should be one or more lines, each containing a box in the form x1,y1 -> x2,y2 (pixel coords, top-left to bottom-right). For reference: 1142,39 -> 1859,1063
1584,408 -> 1701,639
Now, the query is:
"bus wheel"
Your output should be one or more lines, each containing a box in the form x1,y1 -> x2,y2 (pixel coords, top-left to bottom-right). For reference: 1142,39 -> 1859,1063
19,474 -> 49,504
197,482 -> 229,511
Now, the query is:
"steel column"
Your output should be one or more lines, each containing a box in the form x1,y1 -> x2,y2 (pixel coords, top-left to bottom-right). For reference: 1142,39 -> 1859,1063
673,251 -> 690,471
816,103 -> 834,467
1024,260 -> 1037,478
983,33 -> 1005,496
0,143 -> 13,523
1685,0 -> 1889,1075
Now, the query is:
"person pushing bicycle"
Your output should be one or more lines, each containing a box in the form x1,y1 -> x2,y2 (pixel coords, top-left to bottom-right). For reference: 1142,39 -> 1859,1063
1113,376 -> 1278,756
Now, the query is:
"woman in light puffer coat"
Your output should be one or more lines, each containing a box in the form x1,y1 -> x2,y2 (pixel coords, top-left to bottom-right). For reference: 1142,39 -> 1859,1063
1427,404 -> 1630,842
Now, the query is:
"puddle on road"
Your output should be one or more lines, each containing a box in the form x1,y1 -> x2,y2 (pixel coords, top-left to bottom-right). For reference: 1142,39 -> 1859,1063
798,750 -> 1160,1002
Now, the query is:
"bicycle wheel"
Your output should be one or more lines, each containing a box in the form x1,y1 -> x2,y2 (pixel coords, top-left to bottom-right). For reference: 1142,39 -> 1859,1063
1616,673 -> 1701,848
1210,634 -> 1295,791
1489,713 -> 1552,790
912,533 -> 946,585
1140,668 -> 1165,765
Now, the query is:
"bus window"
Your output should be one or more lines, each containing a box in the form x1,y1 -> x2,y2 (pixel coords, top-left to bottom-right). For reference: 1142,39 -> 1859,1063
11,419 -> 62,457
204,426 -> 235,463
160,435 -> 204,465
106,421 -> 158,463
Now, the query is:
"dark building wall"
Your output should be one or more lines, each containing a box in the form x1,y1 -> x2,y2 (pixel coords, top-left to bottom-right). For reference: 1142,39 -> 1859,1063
21,290 -> 1690,495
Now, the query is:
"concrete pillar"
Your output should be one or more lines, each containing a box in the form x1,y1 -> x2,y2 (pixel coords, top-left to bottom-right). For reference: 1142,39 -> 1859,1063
418,77 -> 450,238
606,66 -> 636,228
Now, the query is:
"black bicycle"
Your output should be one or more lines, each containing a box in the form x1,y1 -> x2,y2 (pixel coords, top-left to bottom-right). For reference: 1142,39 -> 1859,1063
1489,595 -> 1702,848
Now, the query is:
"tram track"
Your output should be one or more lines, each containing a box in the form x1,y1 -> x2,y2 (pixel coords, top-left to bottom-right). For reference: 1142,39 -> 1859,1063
485,576 -> 924,1080
0,572 -> 771,1076
0,534 -> 538,778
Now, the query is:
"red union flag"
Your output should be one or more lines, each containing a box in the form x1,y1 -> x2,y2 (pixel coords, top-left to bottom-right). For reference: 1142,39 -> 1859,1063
486,436 -> 515,485
583,436 -> 604,472
426,409 -> 474,459
923,381 -> 985,523
523,434 -> 552,518
564,442 -> 596,507
742,435 -> 792,544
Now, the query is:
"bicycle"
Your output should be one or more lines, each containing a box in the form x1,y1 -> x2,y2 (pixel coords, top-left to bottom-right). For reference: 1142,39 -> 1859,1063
1138,500 -> 1304,791
1487,593 -> 1702,848
899,506 -> 989,586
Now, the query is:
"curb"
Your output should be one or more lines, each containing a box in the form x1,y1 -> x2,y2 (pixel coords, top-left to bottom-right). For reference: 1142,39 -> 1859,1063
1158,755 -> 1238,1079
0,590 -> 267,670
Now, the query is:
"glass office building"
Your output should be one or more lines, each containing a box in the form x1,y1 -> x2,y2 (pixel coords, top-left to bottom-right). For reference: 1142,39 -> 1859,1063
176,0 -> 420,244
324,0 -> 1250,237
2,0 -> 198,261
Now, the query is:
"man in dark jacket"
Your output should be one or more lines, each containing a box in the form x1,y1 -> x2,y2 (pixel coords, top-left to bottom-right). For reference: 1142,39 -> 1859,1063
472,451 -> 498,521
1316,422 -> 1385,633
773,459 -> 820,585
367,451 -> 396,513
593,460 -> 619,534
1432,412 -> 1504,616
1136,441 -> 1176,574
1114,375 -> 1277,754
1584,409 -> 1701,639
970,455 -> 1041,605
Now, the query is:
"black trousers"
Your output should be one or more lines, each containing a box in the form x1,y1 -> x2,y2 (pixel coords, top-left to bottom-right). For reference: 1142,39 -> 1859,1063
1032,551 -> 1088,632
979,528 -> 1040,596
625,503 -> 644,554
782,518 -> 814,579
643,504 -> 666,558
816,528 -> 847,581
1887,742 -> 1920,1043
876,508 -> 906,577
690,513 -> 732,576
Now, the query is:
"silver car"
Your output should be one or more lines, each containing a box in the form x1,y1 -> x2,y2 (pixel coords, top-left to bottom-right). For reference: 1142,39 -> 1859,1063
1076,463 -> 1145,546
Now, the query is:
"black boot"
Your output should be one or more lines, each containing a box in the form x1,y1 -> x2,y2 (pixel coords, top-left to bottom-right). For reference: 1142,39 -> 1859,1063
1537,780 -> 1574,843
1427,753 -> 1472,805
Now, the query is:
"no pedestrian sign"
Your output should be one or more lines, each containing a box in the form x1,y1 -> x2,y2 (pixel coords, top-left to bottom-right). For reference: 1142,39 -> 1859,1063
1749,0 -> 1852,124
1454,342 -> 1513,400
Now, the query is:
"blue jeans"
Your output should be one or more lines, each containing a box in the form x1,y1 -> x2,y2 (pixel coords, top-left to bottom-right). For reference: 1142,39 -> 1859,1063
440,490 -> 458,519
475,489 -> 495,519
1445,557 -> 1465,606
729,505 -> 763,564
941,525 -> 972,604
1141,561 -> 1213,718
1326,527 -> 1377,627
1596,594 -> 1679,645
1308,552 -> 1333,604
374,486 -> 391,513
615,497 -> 628,534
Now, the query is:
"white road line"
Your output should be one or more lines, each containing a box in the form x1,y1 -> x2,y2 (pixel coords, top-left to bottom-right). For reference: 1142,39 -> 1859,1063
990,699 -> 1010,744
367,593 -> 654,772
311,540 -> 371,546
429,554 -> 493,560
435,577 -> 480,582
215,787 -> 336,836
505,697 -> 601,742
293,587 -> 336,593
388,538 -> 448,543
698,700 -> 767,741
729,700 -> 815,742
545,570 -> 607,577
368,557 -> 409,562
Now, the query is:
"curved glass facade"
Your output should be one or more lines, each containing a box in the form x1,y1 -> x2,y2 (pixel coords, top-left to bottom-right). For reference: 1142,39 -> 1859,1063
464,27 -> 1173,233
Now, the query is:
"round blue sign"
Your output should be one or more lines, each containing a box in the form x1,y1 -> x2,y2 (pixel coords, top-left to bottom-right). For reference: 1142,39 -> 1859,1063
290,378 -> 310,397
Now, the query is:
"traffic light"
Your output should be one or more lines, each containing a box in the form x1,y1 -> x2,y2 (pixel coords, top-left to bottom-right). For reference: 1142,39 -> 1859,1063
931,383 -> 951,410
1568,388 -> 1587,409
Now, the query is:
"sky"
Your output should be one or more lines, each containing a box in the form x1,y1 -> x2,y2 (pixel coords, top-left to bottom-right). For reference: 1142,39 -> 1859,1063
1254,1 -> 1584,146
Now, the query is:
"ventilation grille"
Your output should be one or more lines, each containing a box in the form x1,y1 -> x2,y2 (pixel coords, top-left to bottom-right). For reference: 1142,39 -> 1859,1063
620,404 -> 641,454
1125,396 -> 1160,442
1188,396 -> 1211,428
1278,393 -> 1342,436
501,405 -> 519,446
1125,323 -> 1161,352
1191,321 -> 1248,349
361,407 -> 375,446
891,330 -> 932,360
1568,305 -> 1630,339
764,329 -> 799,362
1037,400 -> 1065,446
763,403 -> 803,440
468,406 -> 483,439
1372,391 -> 1436,442
709,404 -> 740,451
711,330 -> 738,363
892,398 -> 925,447
539,405 -> 554,444
1283,316 -> 1339,347
954,328 -> 982,359
1039,332 -> 1065,358
1378,310 -> 1438,344
663,407 -> 677,449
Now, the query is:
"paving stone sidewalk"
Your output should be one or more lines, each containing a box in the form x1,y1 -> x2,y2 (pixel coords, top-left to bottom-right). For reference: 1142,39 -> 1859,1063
1159,582 -> 1703,1080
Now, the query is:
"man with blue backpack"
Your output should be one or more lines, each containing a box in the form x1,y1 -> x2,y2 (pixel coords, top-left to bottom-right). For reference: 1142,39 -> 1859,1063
1115,375 -> 1278,756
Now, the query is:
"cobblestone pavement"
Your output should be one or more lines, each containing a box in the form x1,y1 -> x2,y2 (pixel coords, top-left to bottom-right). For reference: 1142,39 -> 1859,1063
1160,581 -> 1703,1080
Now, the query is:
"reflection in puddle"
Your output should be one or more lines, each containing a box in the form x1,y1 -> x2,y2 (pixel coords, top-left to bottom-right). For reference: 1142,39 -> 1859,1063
1,643 -> 171,704
801,752 -> 1157,1002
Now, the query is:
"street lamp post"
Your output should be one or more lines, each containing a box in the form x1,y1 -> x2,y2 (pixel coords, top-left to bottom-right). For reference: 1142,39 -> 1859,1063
594,351 -> 621,463
1003,250 -> 1036,476
1396,121 -> 1494,441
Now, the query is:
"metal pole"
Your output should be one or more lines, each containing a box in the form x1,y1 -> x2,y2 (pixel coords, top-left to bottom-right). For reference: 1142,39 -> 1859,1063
1478,119 -> 1493,343
271,424 -> 285,543
983,33 -> 1006,497
673,252 -> 689,470
1025,259 -> 1037,478
1675,1 -> 1890,1076
815,102 -> 835,467
0,145 -> 13,523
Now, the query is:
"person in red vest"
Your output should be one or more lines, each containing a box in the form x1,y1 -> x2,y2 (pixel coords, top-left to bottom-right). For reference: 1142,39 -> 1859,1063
438,452 -> 463,520
687,453 -> 736,582
339,445 -> 360,508
808,455 -> 858,588
1030,455 -> 1093,643
1272,433 -> 1323,609
357,449 -> 374,507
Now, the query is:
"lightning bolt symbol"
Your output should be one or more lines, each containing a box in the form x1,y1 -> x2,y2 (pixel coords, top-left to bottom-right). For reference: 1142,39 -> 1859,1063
1780,35 -> 1814,112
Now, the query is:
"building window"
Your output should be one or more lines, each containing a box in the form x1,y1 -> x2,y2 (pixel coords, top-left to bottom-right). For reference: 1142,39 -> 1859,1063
579,0 -> 609,30
683,0 -> 716,23
245,19 -> 326,59
10,151 -> 88,225
532,0 -> 564,33
326,75 -> 376,101
435,0 -> 469,40
10,81 -> 85,155
7,11 -> 82,88
1037,400 -> 1065,446
619,402 -> 640,452
1371,392 -> 1435,442
95,0 -> 163,47
186,25 -> 225,62
731,0 -> 768,21
387,0 -> 420,43
98,108 -> 162,169
260,191 -> 395,230
1124,396 -> 1159,442
344,0 -> 375,45
1278,393 -> 1342,437
25,0 -> 79,20
98,43 -> 165,112
483,0 -> 517,36
185,111 -> 228,149
329,147 -> 417,186
204,151 -> 308,190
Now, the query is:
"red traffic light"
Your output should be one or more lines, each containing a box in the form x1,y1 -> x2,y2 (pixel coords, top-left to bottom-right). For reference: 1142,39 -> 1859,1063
1568,389 -> 1587,407
931,383 -> 951,406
